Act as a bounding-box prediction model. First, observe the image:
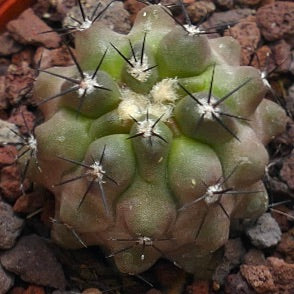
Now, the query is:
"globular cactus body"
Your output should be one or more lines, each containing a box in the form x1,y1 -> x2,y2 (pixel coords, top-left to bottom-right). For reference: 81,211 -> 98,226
28,4 -> 287,277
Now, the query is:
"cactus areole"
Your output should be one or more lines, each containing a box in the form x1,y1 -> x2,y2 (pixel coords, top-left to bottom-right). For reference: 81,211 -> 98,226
29,4 -> 287,278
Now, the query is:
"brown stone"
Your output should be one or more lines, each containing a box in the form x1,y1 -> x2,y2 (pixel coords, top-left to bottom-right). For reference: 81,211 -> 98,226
203,8 -> 254,34
9,287 -> 25,294
8,105 -> 36,135
7,8 -> 61,48
55,0 -> 76,17
124,0 -> 145,24
187,280 -> 209,294
0,263 -> 14,294
214,238 -> 246,284
0,75 -> 7,110
0,57 -> 10,76
237,0 -> 261,5
224,17 -> 261,65
264,257 -> 294,293
250,45 -> 273,70
13,190 -> 46,214
280,152 -> 294,190
0,165 -> 22,201
270,40 -> 292,74
146,289 -> 163,294
0,145 -> 17,166
240,264 -> 276,293
154,261 -> 185,291
214,0 -> 234,10
32,0 -> 63,22
187,1 -> 216,23
24,286 -> 45,294
256,2 -> 294,41
82,289 -> 102,294
0,32 -> 23,56
271,121 -> 294,158
225,272 -> 254,294
271,205 -> 293,232
277,228 -> 294,263
5,63 -> 35,105
0,201 -> 23,249
244,249 -> 266,266
1,235 -> 66,289
11,48 -> 35,67
34,46 -> 74,70
260,0 -> 275,6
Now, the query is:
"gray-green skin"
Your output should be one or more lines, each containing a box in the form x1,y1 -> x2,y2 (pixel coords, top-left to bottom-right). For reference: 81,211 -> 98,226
30,5 -> 287,278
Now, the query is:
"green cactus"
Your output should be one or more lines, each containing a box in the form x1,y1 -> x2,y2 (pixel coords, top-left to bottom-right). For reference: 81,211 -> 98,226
25,3 -> 287,278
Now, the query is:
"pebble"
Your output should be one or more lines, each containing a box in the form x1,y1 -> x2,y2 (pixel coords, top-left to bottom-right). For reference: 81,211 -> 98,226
271,205 -> 294,232
224,238 -> 246,265
186,1 -> 216,24
145,289 -> 163,294
237,257 -> 294,293
82,289 -> 102,294
0,264 -> 14,294
55,0 -> 76,17
32,0 -> 65,22
0,76 -> 7,110
203,8 -> 255,29
0,165 -> 23,201
290,51 -> 294,75
214,0 -> 234,10
9,287 -> 25,294
8,106 -> 36,135
213,238 -> 246,284
225,272 -> 254,294
7,8 -> 61,48
11,48 -> 34,67
224,17 -> 261,65
270,39 -> 292,74
23,286 -> 45,294
246,213 -> 282,248
124,0 -> 145,24
186,280 -> 209,294
0,201 -> 23,249
0,32 -> 23,57
154,261 -> 186,292
5,63 -> 35,105
244,249 -> 266,266
99,0 -> 131,34
240,264 -> 276,293
267,257 -> 294,292
280,151 -> 294,190
289,83 -> 294,100
0,234 -> 66,289
250,45 -> 273,69
53,291 -> 80,294
256,1 -> 294,41
13,190 -> 46,214
237,0 -> 261,5
0,145 -> 18,166
277,228 -> 294,263
34,46 -> 74,70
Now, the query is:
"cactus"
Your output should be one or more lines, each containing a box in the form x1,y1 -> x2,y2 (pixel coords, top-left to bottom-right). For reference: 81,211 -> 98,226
22,2 -> 287,278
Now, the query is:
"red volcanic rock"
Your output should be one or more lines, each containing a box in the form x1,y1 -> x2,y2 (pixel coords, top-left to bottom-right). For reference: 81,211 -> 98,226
256,2 -> 294,41
7,8 -> 61,48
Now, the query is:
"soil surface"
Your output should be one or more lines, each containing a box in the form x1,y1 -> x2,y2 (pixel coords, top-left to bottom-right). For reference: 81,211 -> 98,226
0,0 -> 293,293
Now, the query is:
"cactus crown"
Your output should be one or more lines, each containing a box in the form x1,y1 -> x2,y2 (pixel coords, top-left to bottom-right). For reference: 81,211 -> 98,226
16,0 -> 288,278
